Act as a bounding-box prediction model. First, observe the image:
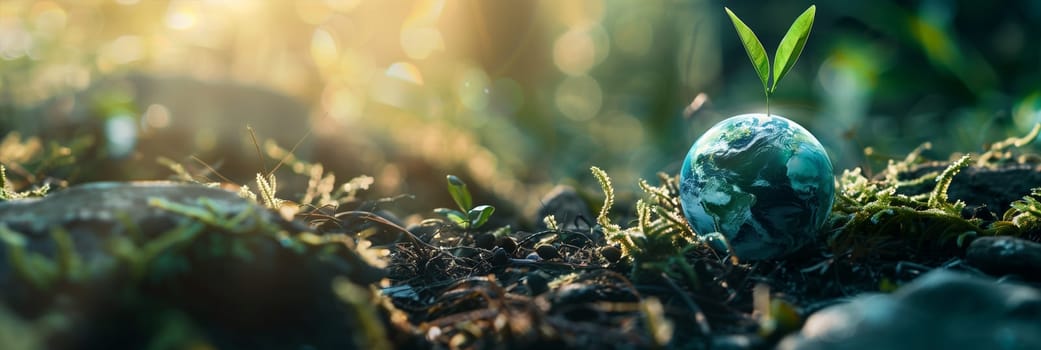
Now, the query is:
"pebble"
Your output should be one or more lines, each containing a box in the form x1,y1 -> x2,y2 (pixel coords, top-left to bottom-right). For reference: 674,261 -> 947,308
536,245 -> 561,260
710,334 -> 763,350
526,271 -> 550,295
490,247 -> 509,266
599,245 -> 622,264
496,236 -> 518,255
966,236 -> 1041,280
473,233 -> 496,250
778,269 -> 1041,350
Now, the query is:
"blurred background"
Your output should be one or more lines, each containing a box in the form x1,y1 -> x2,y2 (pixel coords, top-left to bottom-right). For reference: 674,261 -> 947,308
1,0 -> 1040,221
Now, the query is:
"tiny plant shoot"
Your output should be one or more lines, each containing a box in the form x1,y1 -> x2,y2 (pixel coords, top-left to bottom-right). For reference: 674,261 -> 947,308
435,175 -> 495,230
725,5 -> 816,115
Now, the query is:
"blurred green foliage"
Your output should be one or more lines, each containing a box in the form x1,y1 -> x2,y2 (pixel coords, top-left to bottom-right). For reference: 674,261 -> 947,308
1,0 -> 1040,210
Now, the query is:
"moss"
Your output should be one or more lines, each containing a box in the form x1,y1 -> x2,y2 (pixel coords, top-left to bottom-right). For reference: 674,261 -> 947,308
828,123 -> 1041,257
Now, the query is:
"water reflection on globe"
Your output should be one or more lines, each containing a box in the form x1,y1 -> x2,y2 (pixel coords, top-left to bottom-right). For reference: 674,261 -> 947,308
680,114 -> 835,260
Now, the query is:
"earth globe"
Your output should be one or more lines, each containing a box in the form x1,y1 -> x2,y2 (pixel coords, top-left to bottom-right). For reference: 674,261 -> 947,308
679,114 -> 834,260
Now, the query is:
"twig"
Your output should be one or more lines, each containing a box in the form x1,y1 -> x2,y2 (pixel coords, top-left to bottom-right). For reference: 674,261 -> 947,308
660,272 -> 712,338
335,210 -> 437,250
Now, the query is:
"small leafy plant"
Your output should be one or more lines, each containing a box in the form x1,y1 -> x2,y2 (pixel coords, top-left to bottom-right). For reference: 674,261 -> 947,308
593,167 -> 701,289
434,175 -> 495,230
726,5 -> 816,113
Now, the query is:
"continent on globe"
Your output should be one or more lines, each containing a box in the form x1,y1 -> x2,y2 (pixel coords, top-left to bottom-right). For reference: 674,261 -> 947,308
679,114 -> 834,260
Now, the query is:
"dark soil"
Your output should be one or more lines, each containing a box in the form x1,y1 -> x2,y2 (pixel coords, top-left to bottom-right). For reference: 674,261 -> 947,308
3,162 -> 1040,349
373,163 -> 1041,349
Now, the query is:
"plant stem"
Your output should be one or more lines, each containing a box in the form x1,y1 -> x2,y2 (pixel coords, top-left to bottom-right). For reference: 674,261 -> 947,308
766,91 -> 771,116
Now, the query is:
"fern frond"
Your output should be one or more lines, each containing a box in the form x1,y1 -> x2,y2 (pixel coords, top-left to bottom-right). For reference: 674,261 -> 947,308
928,155 -> 970,211
591,166 -> 619,232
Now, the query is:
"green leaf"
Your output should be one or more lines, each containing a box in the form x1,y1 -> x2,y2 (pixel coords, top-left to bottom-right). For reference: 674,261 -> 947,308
725,7 -> 771,93
771,5 -> 816,93
435,208 -> 469,227
446,175 -> 472,212
467,205 -> 495,229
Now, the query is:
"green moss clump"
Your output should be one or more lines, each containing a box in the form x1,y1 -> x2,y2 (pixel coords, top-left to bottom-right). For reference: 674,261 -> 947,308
828,124 -> 1041,258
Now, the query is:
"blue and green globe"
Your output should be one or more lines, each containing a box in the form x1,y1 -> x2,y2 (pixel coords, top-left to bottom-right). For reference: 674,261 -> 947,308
679,114 -> 834,260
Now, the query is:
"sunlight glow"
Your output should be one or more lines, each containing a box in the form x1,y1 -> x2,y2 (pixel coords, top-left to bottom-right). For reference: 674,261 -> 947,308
30,2 -> 67,35
400,26 -> 444,60
296,0 -> 332,24
142,104 -> 171,130
555,75 -> 602,121
553,24 -> 609,76
613,13 -> 652,57
400,0 -> 445,60
322,83 -> 366,123
1013,92 -> 1041,133
105,114 -> 137,159
403,0 -> 445,27
456,67 -> 490,112
556,0 -> 604,26
165,1 -> 200,30
386,62 -> 424,85
489,78 -> 524,116
326,0 -> 363,13
311,28 -> 339,70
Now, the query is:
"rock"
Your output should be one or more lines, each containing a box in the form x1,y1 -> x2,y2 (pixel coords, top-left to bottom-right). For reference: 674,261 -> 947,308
710,334 -> 763,350
0,182 -> 386,349
496,235 -> 518,255
599,245 -> 622,263
490,247 -> 509,266
526,271 -> 550,295
536,244 -> 561,260
901,163 -> 1041,216
474,232 -> 496,250
535,185 -> 594,232
778,269 -> 1041,350
679,114 -> 834,260
966,236 -> 1041,279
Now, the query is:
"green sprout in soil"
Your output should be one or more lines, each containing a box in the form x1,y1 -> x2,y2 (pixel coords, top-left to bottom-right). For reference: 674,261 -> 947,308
726,5 -> 816,113
434,175 -> 495,230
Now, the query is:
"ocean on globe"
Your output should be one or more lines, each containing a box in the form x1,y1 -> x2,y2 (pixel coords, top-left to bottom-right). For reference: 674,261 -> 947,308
679,114 -> 834,260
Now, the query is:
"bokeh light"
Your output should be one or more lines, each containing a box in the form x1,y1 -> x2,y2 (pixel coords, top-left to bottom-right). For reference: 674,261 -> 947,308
164,0 -> 199,30
455,67 -> 490,112
104,114 -> 137,158
555,75 -> 602,121
553,23 -> 609,76
1,0 -> 1039,215
310,28 -> 339,71
1013,92 -> 1041,134
142,103 -> 171,130
612,12 -> 652,58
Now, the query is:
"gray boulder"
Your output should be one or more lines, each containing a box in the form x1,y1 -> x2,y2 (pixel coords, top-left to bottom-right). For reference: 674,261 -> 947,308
778,269 -> 1041,350
966,236 -> 1041,279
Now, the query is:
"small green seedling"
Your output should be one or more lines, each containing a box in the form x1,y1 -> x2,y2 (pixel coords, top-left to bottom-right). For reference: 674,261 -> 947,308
726,5 -> 816,113
435,175 -> 495,230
